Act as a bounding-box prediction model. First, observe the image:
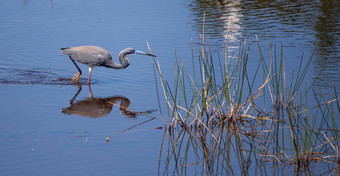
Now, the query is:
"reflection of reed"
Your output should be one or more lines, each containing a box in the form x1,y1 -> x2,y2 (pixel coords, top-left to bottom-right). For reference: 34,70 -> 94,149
62,84 -> 156,118
159,108 -> 339,175
159,122 -> 256,175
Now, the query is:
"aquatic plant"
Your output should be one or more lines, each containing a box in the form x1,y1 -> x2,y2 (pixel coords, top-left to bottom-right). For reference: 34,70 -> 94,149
148,23 -> 339,175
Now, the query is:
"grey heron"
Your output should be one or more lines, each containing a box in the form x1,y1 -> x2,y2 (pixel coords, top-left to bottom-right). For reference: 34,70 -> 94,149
60,46 -> 156,84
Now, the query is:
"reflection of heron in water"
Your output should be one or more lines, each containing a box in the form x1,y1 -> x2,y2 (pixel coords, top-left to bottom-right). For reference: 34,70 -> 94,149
62,84 -> 156,118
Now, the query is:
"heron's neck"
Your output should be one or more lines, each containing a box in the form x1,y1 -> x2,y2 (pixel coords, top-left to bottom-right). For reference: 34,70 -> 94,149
105,54 -> 130,69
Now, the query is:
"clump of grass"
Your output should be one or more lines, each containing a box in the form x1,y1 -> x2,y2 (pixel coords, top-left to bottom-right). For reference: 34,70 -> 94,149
149,27 -> 339,174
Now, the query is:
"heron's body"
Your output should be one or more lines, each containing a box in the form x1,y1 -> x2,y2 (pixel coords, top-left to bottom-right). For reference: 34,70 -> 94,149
60,46 -> 155,83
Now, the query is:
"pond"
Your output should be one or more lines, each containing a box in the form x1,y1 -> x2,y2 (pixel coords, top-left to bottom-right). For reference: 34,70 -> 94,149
0,0 -> 339,175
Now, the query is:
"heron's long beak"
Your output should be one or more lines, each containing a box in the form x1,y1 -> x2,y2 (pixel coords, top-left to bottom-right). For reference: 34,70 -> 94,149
135,50 -> 156,57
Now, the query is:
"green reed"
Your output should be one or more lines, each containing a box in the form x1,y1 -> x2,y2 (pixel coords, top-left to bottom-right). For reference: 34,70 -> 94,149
149,32 -> 339,175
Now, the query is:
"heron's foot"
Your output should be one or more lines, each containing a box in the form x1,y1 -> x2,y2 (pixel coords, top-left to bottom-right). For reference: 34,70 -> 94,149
72,72 -> 82,82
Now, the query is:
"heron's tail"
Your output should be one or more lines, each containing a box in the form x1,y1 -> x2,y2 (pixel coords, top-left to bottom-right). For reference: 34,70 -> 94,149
60,47 -> 71,55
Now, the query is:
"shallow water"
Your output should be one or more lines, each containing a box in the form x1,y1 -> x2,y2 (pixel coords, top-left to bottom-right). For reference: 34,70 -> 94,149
0,0 -> 339,175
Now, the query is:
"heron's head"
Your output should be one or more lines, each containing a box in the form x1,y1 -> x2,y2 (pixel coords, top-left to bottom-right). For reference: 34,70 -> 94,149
122,48 -> 156,57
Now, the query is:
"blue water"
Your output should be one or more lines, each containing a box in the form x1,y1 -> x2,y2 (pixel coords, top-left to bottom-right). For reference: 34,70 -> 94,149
0,0 -> 339,175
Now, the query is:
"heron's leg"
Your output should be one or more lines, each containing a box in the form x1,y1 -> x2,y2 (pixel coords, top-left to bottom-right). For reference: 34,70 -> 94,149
87,67 -> 93,84
72,72 -> 82,81
69,57 -> 82,81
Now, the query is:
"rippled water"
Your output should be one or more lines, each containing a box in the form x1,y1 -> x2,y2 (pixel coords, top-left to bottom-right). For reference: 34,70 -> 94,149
0,0 -> 339,175
187,0 -> 339,89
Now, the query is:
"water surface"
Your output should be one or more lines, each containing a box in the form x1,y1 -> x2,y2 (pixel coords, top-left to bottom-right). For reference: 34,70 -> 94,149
0,0 -> 338,175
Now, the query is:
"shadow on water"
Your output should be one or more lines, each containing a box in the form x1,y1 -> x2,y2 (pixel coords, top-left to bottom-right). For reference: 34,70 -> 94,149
62,84 -> 156,118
